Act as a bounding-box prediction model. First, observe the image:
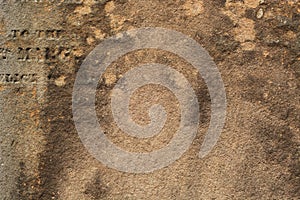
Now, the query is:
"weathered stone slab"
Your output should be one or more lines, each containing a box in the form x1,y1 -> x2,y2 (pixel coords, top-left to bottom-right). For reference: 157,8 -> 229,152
0,0 -> 299,199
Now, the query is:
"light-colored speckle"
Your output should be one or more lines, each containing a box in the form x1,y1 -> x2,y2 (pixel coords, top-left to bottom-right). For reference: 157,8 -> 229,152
259,0 -> 265,5
241,42 -> 256,51
183,0 -> 204,16
74,6 -> 92,15
256,8 -> 264,19
105,1 -> 115,14
234,18 -> 256,43
244,0 -> 260,8
87,36 -> 95,45
93,29 -> 106,40
104,73 -> 117,86
72,49 -> 84,57
55,76 -> 66,87
109,14 -> 126,32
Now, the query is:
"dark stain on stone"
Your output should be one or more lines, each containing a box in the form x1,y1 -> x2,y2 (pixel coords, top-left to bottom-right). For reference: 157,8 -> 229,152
195,13 -> 239,63
36,3 -> 112,199
240,51 -> 259,66
84,172 -> 109,199
240,75 -> 266,103
16,161 -> 41,199
205,0 -> 226,7
255,121 -> 300,197
244,8 -> 255,20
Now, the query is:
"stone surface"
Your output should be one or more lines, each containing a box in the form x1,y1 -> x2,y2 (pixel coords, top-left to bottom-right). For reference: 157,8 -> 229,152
0,0 -> 299,199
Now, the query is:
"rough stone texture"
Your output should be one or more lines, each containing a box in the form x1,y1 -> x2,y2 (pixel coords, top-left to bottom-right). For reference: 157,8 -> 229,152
0,0 -> 299,199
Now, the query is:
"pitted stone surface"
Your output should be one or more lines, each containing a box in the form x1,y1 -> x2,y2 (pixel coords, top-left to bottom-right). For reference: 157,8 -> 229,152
0,0 -> 299,199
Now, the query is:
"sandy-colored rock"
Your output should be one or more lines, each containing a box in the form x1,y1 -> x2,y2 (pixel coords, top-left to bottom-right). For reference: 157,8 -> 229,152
0,0 -> 299,199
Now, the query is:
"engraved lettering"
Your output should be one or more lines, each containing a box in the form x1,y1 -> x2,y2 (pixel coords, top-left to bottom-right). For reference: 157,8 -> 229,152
11,30 -> 29,39
0,48 -> 11,60
1,46 -> 76,62
11,29 -> 63,39
0,74 -> 37,84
